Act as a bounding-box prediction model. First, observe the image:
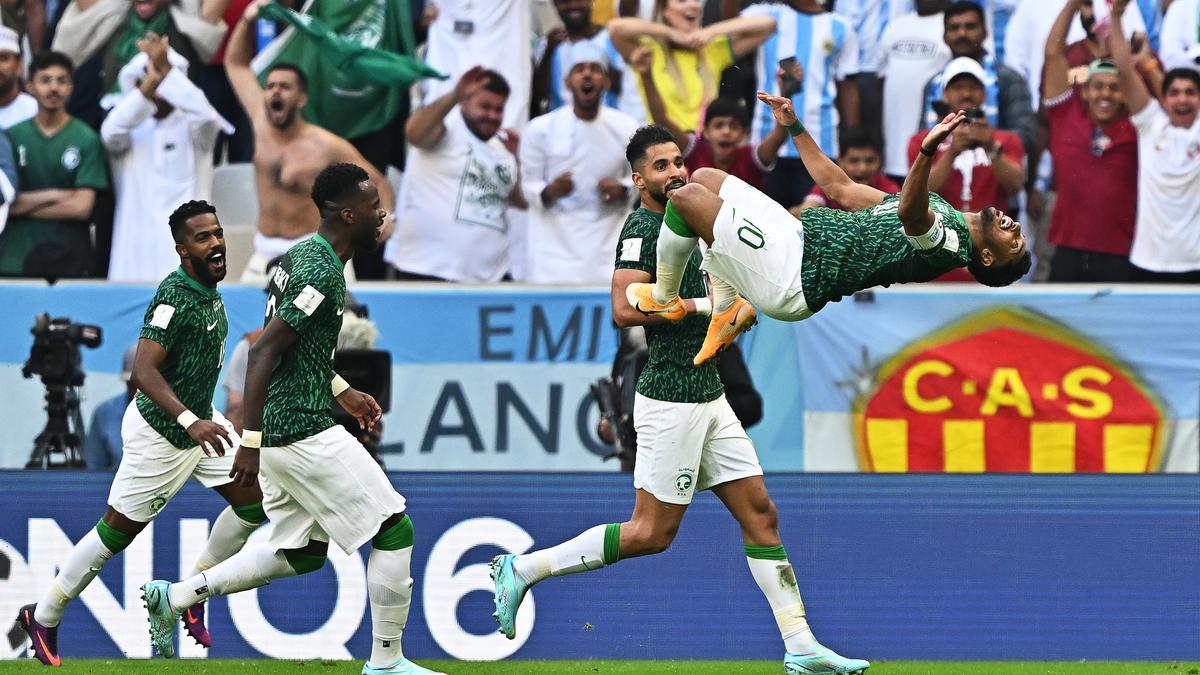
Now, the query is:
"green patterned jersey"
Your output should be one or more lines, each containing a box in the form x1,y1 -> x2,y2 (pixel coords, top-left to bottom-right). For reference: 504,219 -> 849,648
136,267 -> 228,449
262,235 -> 345,446
614,208 -> 723,404
799,192 -> 972,314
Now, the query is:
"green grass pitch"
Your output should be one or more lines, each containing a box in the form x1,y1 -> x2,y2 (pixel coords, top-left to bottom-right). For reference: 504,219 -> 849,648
0,661 -> 1196,674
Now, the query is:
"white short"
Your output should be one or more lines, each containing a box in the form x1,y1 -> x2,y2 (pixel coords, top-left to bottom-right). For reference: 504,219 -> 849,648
632,393 -> 762,505
702,174 -> 813,321
259,425 -> 406,555
109,402 -> 239,522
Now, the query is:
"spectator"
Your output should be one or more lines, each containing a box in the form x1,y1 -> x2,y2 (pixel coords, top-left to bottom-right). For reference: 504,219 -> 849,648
797,128 -> 898,212
0,26 -> 36,128
223,1 -> 393,286
521,42 -> 640,284
922,1 -> 1035,159
51,0 -> 227,125
419,0 -> 533,129
833,0 -> 911,151
877,0 -> 952,181
607,1 -> 775,135
387,67 -> 524,282
1160,0 -> 1200,71
743,0 -> 858,208
1042,0 -> 1138,282
2,0 -> 47,58
0,52 -> 107,278
84,343 -> 137,470
101,34 -> 232,283
533,0 -> 628,117
1110,0 -> 1200,282
912,58 -> 1026,214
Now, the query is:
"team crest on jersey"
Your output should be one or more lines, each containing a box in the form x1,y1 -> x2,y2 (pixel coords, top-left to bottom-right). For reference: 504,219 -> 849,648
61,146 -> 80,170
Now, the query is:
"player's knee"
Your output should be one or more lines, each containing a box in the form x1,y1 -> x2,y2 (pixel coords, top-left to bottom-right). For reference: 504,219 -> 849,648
670,182 -> 707,210
689,167 -> 727,193
282,548 -> 327,575
625,521 -> 677,556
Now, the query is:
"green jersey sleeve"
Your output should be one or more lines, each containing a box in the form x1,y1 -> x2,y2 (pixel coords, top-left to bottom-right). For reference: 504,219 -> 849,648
274,265 -> 340,334
139,288 -> 192,353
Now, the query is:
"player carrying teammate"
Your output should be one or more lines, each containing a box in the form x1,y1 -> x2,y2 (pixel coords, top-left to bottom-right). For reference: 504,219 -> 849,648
17,201 -> 266,666
140,164 -> 441,675
490,126 -> 870,675
629,96 -> 1031,366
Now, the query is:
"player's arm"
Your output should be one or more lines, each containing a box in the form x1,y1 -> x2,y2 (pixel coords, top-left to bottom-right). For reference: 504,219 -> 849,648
229,316 -> 300,486
611,268 -> 702,328
756,90 -> 886,212
131,338 -> 232,456
332,373 -> 382,431
899,110 -> 967,236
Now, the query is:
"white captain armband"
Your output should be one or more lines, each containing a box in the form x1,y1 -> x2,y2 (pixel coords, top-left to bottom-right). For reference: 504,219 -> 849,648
903,212 -> 946,251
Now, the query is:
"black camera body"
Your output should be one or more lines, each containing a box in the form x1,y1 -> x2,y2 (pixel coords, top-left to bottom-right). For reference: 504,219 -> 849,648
22,313 -> 102,386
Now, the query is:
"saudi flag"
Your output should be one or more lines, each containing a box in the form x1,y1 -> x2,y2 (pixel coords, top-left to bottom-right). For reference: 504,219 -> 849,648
252,0 -> 446,139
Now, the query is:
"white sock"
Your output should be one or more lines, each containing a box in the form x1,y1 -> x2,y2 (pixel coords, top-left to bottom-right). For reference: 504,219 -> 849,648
512,524 -> 610,587
168,545 -> 296,610
747,553 -> 819,653
190,506 -> 260,575
367,546 -> 413,667
653,224 -> 698,304
34,529 -> 115,627
710,274 -> 738,313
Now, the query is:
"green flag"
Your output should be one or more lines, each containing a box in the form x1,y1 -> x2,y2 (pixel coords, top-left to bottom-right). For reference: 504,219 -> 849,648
256,0 -> 446,139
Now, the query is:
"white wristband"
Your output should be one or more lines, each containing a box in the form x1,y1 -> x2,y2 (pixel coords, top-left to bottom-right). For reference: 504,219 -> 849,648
241,430 -> 262,448
331,374 -> 351,397
176,409 -> 200,430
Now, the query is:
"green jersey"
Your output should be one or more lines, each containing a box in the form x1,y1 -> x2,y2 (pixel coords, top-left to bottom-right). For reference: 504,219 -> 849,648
799,192 -> 972,314
262,234 -> 346,446
0,117 -> 109,275
615,208 -> 723,404
136,267 -> 228,449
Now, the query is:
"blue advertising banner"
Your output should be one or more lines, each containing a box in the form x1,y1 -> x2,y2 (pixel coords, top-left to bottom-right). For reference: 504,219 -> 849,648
0,472 -> 1196,661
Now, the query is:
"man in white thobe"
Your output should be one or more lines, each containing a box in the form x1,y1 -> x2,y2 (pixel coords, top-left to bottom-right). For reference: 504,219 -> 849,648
520,41 -> 639,284
101,35 -> 231,282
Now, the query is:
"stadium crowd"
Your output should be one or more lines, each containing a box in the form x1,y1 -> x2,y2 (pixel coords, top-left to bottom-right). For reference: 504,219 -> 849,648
0,0 -> 1195,285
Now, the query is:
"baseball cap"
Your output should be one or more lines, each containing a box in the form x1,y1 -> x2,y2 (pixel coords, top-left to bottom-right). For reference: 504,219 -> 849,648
940,56 -> 987,87
0,27 -> 19,56
1085,58 -> 1118,81
563,40 -> 608,74
121,344 -> 137,382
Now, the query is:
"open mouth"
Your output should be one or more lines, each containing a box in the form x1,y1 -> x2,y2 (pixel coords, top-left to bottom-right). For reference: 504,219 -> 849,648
580,82 -> 596,95
207,250 -> 226,270
666,178 -> 687,193
715,141 -> 736,153
268,99 -> 285,113
998,215 -> 1017,232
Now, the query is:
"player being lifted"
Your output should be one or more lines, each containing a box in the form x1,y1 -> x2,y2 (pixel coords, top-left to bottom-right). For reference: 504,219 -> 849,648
629,95 -> 1031,365
17,201 -> 266,666
491,126 -> 870,675
140,164 -> 441,675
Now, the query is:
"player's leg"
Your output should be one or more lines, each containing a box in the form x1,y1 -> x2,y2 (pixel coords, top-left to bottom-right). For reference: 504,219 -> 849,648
649,170 -> 725,306
712,475 -> 870,674
363,511 -> 440,675
492,394 -> 699,639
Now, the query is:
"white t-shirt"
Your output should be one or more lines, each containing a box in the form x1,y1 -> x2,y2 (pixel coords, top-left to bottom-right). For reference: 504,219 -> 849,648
519,105 -> 639,284
877,12 -> 950,176
1160,0 -> 1200,71
386,109 -> 518,282
1128,104 -> 1200,272
419,0 -> 533,129
0,93 -> 36,129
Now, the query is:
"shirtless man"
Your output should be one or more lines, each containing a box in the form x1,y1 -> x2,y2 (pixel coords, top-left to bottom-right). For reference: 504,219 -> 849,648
225,0 -> 394,285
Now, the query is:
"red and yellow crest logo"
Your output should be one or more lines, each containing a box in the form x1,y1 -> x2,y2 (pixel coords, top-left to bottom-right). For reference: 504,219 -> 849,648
854,308 -> 1164,473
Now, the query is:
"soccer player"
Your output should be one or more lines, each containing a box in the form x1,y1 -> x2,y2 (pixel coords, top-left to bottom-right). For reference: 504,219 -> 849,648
16,200 -> 266,666
629,93 -> 1030,366
140,164 -> 441,675
490,126 -> 871,675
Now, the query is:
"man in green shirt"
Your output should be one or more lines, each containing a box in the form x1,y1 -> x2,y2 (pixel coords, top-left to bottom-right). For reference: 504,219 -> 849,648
0,51 -> 108,278
490,126 -> 870,675
632,97 -> 1031,367
17,201 -> 266,666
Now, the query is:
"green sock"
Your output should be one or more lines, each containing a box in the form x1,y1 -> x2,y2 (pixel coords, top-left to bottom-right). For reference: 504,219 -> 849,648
664,201 -> 695,237
232,501 -> 267,525
373,515 -> 414,551
95,518 -> 134,553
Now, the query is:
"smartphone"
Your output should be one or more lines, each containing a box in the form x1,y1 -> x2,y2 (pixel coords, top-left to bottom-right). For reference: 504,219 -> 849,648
778,57 -> 801,98
965,108 -> 986,121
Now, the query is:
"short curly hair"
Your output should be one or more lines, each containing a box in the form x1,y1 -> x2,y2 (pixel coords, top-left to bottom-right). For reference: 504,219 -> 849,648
311,162 -> 370,217
168,200 -> 217,243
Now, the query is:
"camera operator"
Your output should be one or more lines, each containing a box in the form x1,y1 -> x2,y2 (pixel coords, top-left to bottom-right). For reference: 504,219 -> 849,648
907,58 -> 1026,281
595,326 -> 762,472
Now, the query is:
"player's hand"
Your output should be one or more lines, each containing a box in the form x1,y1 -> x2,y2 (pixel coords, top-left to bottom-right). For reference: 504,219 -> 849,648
756,90 -> 798,127
336,387 -> 383,431
922,110 -> 967,154
543,171 -> 574,201
454,65 -> 490,103
229,446 -> 260,487
598,176 -> 627,203
187,419 -> 233,457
